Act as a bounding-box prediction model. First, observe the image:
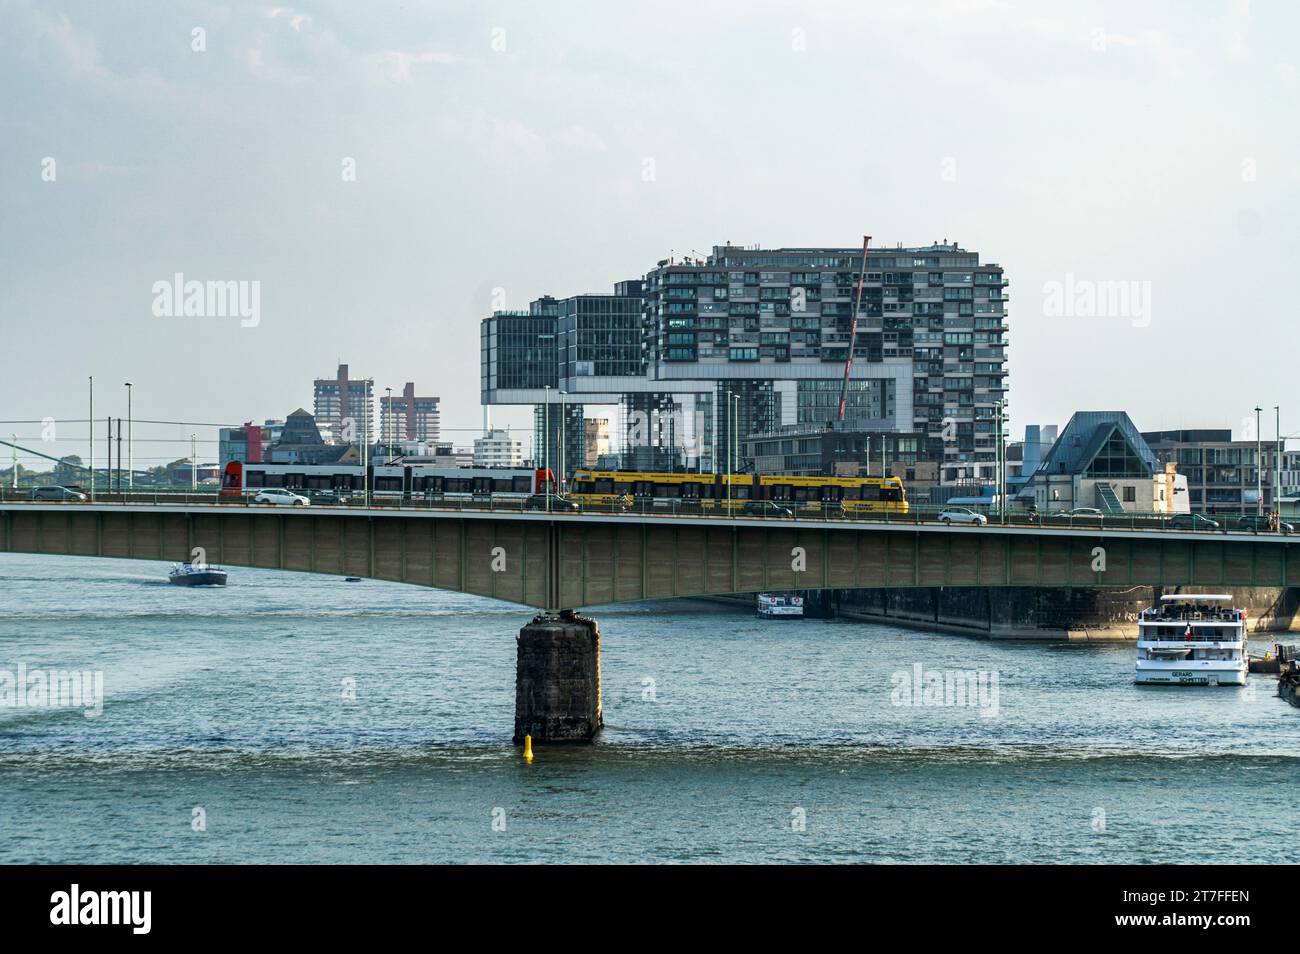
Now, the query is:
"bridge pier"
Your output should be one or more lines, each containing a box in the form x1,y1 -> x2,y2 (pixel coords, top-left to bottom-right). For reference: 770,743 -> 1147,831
513,611 -> 603,744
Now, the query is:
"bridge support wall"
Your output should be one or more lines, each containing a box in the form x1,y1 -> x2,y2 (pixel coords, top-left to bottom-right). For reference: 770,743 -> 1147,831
513,612 -> 603,744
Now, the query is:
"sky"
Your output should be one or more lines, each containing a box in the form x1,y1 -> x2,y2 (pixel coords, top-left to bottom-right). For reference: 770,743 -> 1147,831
1,0 -> 1298,469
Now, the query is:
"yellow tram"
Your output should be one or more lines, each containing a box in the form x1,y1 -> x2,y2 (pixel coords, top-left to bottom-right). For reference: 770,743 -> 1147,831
567,469 -> 908,515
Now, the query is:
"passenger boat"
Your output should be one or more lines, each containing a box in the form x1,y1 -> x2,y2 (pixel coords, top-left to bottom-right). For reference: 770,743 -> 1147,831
168,563 -> 228,587
757,593 -> 803,618
1135,594 -> 1246,686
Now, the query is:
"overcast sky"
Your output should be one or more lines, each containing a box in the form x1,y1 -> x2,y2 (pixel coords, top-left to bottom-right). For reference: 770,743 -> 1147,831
2,0 -> 1297,467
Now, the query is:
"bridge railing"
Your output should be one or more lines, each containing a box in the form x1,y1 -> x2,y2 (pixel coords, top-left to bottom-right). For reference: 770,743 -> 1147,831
0,488 -> 1290,536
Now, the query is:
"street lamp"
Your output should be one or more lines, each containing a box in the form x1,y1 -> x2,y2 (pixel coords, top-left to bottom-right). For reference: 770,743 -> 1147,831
1255,406 -> 1263,517
559,390 -> 568,496
543,385 -> 551,513
124,382 -> 133,493
385,387 -> 393,462
1275,406 -> 1282,523
88,376 -> 94,502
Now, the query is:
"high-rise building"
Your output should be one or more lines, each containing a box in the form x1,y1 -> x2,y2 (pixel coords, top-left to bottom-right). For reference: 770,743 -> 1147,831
640,243 -> 1007,478
379,382 -> 441,445
480,242 -> 1008,478
313,364 -> 374,445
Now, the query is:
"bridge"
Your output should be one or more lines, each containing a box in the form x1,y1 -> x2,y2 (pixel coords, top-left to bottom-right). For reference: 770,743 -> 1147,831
4,499 -> 1297,743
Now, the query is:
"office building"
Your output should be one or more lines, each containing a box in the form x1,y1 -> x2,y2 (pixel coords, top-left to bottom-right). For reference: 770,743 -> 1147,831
481,241 -> 1007,477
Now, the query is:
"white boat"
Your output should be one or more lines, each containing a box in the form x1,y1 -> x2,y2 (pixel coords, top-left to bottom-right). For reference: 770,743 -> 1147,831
757,593 -> 803,619
1135,594 -> 1247,686
168,563 -> 228,587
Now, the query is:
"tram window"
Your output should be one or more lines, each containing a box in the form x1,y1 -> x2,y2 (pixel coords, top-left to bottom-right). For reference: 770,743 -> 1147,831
245,471 -> 265,488
735,486 -> 752,499
594,478 -> 614,494
445,479 -> 469,494
820,485 -> 842,501
841,486 -> 860,500
771,484 -> 792,501
263,473 -> 284,488
882,488 -> 901,502
634,481 -> 653,496
681,483 -> 700,498
375,477 -> 402,492
428,477 -> 444,493
306,475 -> 330,489
512,477 -> 532,493
654,483 -> 672,496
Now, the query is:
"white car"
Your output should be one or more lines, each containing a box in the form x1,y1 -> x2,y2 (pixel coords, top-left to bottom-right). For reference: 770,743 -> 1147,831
938,507 -> 987,526
253,488 -> 310,506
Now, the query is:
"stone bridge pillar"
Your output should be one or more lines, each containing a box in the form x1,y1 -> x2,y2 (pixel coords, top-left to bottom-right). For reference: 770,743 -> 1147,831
513,611 -> 603,744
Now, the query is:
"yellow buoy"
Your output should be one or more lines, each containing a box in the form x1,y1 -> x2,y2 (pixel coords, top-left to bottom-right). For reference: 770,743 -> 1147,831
523,734 -> 534,762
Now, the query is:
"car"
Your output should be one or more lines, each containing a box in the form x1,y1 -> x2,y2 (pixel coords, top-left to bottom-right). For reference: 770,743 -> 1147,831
740,500 -> 794,518
1168,512 -> 1218,531
938,507 -> 987,526
524,494 -> 579,512
253,489 -> 310,506
1063,507 -> 1104,519
308,489 -> 349,505
29,485 -> 87,501
1235,514 -> 1294,533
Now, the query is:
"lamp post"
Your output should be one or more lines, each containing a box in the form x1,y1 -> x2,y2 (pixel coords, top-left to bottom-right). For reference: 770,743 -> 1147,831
385,387 -> 393,463
543,385 -> 551,513
88,376 -> 94,502
124,382 -> 133,493
724,389 -> 732,515
998,400 -> 1008,527
732,392 -> 741,512
190,434 -> 197,492
1275,406 -> 1282,523
559,390 -> 568,496
1255,405 -> 1263,517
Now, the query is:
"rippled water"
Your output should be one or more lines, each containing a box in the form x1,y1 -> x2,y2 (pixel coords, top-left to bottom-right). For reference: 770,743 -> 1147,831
0,553 -> 1296,863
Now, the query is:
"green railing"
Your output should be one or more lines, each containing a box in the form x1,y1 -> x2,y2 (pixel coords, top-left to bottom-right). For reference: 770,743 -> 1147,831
0,488 -> 1291,537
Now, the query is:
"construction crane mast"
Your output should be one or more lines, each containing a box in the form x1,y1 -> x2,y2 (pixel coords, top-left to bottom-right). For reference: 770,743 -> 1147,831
834,234 -> 872,422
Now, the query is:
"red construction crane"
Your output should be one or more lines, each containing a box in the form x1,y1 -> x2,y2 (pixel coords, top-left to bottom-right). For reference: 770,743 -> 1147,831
835,234 -> 872,422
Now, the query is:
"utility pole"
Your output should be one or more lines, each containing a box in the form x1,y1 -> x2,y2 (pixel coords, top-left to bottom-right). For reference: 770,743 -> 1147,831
543,385 -> 551,512
559,390 -> 568,496
88,376 -> 94,501
125,382 -> 133,493
362,404 -> 369,508
385,386 -> 393,464
190,433 -> 197,491
1275,406 -> 1282,519
9,434 -> 16,491
725,389 -> 732,515
1255,405 -> 1263,517
115,418 -> 122,493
